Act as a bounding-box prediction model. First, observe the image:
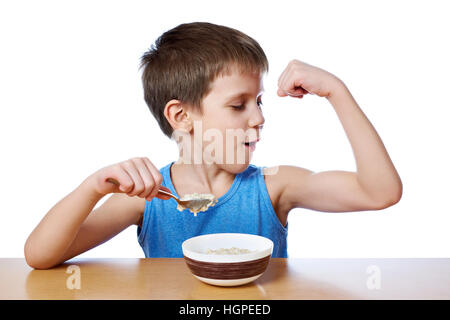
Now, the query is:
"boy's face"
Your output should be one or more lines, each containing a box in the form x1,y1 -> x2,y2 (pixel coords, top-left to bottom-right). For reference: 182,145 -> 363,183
186,64 -> 265,173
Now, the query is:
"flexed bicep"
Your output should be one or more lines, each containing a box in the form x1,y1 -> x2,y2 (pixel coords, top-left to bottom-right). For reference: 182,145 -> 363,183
276,165 -> 382,213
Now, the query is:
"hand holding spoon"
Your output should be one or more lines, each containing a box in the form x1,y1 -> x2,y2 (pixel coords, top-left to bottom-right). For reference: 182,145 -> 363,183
106,178 -> 217,215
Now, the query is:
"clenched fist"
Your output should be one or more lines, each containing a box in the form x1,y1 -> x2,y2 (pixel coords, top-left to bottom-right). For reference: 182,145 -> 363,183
277,59 -> 344,99
86,157 -> 171,201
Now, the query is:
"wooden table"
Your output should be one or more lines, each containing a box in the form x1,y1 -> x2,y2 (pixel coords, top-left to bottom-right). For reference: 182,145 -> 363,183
1,258 -> 449,299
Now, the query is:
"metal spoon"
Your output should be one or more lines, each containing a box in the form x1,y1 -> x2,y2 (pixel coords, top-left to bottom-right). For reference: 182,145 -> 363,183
106,178 -> 216,213
156,189 -> 216,213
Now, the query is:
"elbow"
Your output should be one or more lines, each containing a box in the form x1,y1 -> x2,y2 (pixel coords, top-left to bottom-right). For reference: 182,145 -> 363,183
385,178 -> 403,208
25,253 -> 58,270
25,258 -> 51,270
25,259 -> 46,270
374,195 -> 401,210
24,239 -> 43,269
24,239 -> 59,270
371,182 -> 403,210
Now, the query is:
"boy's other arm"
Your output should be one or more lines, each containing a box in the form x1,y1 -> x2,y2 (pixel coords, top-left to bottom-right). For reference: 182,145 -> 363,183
272,60 -> 402,217
24,157 -> 170,269
24,180 -> 144,270
55,193 -> 146,266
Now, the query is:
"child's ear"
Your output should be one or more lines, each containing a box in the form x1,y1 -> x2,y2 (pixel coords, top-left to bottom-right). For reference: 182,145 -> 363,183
164,99 -> 193,133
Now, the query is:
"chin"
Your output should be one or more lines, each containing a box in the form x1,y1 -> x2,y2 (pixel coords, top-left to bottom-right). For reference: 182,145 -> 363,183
218,162 -> 251,174
217,148 -> 254,173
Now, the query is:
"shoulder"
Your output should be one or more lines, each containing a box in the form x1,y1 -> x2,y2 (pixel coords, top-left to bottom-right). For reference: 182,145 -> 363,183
261,165 -> 313,224
263,165 -> 313,201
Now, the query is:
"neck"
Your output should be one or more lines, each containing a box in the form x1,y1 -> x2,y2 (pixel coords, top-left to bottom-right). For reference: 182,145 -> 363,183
172,159 -> 235,194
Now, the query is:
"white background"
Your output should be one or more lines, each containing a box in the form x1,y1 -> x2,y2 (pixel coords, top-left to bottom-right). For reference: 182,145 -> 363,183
1,0 -> 449,259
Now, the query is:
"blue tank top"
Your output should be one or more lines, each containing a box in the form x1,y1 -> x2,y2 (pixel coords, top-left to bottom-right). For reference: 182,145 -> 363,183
137,162 -> 288,258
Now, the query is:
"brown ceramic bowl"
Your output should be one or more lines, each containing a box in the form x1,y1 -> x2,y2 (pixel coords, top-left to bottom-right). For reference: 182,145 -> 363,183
182,233 -> 273,286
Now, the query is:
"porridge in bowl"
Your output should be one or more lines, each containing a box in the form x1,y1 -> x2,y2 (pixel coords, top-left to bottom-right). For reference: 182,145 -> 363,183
182,233 -> 273,286
206,247 -> 253,255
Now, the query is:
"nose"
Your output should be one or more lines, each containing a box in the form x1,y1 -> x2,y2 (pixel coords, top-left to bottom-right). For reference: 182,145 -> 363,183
248,104 -> 265,129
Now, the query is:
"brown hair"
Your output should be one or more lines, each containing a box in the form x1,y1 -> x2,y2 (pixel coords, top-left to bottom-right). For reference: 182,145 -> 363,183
140,22 -> 269,138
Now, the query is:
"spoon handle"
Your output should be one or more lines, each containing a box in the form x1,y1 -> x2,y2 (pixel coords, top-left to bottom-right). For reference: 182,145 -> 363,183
107,178 -> 176,200
157,189 -> 178,200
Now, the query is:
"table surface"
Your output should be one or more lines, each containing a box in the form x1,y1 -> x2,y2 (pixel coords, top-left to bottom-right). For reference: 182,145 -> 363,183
1,258 -> 449,300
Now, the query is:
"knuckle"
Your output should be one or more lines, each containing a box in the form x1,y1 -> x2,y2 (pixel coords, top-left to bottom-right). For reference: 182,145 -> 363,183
144,181 -> 155,193
111,163 -> 122,173
121,160 -> 133,169
154,174 -> 163,186
110,165 -> 120,174
132,157 -> 143,164
148,178 -> 156,187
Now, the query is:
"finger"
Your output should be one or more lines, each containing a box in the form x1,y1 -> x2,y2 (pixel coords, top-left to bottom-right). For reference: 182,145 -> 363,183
107,166 -> 134,193
132,158 -> 156,199
277,77 -> 290,97
278,65 -> 292,92
287,86 -> 307,97
293,79 -> 310,95
279,66 -> 294,93
277,61 -> 294,87
280,68 -> 304,98
121,160 -> 145,196
277,88 -> 288,97
156,185 -> 172,200
142,157 -> 164,200
284,76 -> 309,97
287,92 -> 304,98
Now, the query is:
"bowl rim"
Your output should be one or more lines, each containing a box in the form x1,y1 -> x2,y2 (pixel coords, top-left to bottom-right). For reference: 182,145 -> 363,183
182,233 -> 274,263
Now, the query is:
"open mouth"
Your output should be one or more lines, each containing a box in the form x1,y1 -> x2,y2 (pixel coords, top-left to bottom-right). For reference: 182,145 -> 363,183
243,139 -> 260,148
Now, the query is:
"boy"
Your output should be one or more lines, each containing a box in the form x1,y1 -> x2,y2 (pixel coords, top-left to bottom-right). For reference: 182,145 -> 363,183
25,22 -> 402,269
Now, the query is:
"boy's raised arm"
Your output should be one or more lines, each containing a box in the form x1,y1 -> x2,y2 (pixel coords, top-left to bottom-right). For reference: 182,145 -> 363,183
24,157 -> 170,269
275,60 -> 402,213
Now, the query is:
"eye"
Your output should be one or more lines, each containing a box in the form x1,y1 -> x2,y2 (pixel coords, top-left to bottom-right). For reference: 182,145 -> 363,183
231,105 -> 245,110
257,99 -> 263,108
